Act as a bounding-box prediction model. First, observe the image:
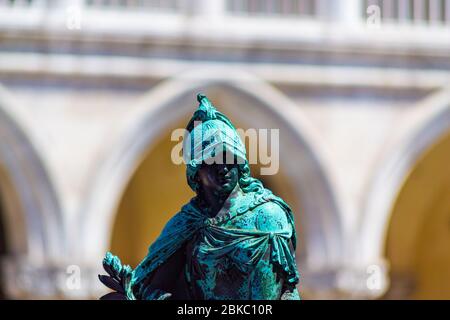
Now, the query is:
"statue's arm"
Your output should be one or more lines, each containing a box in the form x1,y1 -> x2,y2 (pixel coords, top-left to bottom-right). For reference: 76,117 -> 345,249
131,209 -> 194,299
136,245 -> 186,300
250,254 -> 284,299
252,202 -> 301,300
99,244 -> 187,300
250,266 -> 300,300
98,251 -> 179,300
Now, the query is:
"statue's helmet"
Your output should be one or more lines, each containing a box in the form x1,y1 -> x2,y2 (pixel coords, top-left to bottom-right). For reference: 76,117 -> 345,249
183,94 -> 247,192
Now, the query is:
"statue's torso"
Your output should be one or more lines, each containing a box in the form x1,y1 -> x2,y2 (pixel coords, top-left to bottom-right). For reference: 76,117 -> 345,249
183,198 -> 285,300
127,186 -> 298,300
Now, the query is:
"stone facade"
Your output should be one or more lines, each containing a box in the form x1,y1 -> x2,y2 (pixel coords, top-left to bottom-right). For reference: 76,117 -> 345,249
0,0 -> 449,299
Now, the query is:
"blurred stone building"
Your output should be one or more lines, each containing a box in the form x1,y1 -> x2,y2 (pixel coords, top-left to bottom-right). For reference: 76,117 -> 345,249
0,0 -> 449,299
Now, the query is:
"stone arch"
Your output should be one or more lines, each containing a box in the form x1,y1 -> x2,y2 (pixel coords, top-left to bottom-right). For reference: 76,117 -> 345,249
79,69 -> 343,277
357,88 -> 450,295
0,85 -> 64,297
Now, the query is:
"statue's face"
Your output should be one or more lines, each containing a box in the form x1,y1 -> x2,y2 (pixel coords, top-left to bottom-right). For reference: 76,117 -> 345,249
196,155 -> 239,196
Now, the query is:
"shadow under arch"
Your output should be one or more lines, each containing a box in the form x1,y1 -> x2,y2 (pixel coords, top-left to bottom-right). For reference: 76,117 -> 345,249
79,69 -> 343,276
0,85 -> 64,297
358,88 -> 450,286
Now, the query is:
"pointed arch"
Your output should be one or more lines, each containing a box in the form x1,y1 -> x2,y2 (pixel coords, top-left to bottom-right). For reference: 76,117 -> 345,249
0,85 -> 64,296
358,88 -> 450,270
78,69 -> 343,274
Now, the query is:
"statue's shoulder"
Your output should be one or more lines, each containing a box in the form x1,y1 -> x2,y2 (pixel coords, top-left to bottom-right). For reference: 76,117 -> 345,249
237,188 -> 292,233
253,199 -> 291,233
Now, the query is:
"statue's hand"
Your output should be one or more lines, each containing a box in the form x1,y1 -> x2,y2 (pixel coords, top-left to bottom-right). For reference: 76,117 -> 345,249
98,252 -> 135,300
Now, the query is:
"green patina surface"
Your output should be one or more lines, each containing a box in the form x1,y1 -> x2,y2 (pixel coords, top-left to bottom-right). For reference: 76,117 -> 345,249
99,94 -> 301,300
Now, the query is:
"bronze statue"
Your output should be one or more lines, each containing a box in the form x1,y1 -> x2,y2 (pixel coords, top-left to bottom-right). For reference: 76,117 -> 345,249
99,94 -> 300,300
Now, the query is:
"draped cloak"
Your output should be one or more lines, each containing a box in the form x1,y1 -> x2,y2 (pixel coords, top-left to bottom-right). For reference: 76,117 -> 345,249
130,187 -> 300,300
